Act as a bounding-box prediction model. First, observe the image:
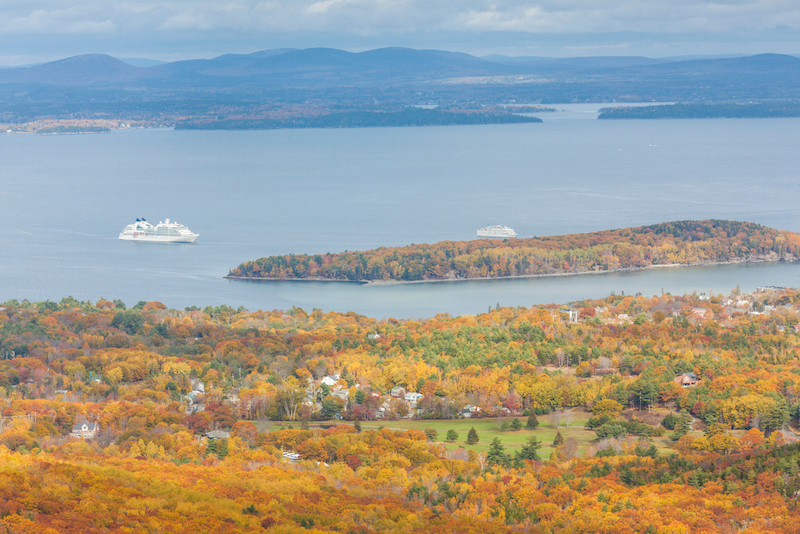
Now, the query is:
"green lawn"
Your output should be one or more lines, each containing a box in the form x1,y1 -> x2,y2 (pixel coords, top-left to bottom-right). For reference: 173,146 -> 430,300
358,415 -> 601,458
263,411 -> 675,459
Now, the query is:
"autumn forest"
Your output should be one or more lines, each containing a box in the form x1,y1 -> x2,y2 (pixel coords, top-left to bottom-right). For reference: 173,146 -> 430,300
3,283 -> 800,532
228,220 -> 800,283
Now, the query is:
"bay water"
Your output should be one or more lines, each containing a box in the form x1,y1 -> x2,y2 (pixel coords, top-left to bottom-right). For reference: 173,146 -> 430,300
2,105 -> 799,318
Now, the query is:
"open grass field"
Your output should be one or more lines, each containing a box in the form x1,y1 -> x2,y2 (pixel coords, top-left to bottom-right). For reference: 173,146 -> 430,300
266,409 -> 677,459
359,416 -> 599,458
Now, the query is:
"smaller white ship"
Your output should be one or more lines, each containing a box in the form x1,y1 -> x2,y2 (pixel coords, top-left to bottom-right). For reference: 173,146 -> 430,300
477,224 -> 517,238
119,218 -> 198,243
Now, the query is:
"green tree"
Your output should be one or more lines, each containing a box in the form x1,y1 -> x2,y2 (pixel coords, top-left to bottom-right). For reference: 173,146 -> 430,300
526,413 -> 540,430
630,378 -> 659,411
765,399 -> 790,435
661,412 -> 679,430
553,430 -> 564,447
446,429 -> 458,442
486,438 -> 509,467
467,426 -> 479,445
671,409 -> 692,441
595,422 -> 627,439
110,310 -> 144,335
320,397 -> 343,420
354,419 -> 362,433
516,436 -> 542,461
354,390 -> 367,405
510,418 -> 523,430
206,438 -> 218,457
218,438 -> 229,459
424,428 -> 438,442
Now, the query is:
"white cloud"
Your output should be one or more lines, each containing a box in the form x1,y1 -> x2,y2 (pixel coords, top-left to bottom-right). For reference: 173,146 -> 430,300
0,0 -> 799,64
0,0 -> 798,37
0,6 -> 117,34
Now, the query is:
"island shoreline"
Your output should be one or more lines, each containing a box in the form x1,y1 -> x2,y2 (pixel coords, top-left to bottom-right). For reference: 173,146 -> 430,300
224,256 -> 795,286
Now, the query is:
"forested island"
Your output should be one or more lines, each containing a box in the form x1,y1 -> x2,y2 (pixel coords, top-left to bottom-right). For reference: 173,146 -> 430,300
228,220 -> 800,283
4,286 -> 800,531
598,102 -> 800,119
176,108 -> 541,130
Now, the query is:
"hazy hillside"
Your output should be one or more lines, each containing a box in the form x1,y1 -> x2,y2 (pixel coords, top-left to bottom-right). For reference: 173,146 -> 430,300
1,48 -> 799,124
2,48 -> 798,90
0,54 -> 148,85
0,47 -> 517,88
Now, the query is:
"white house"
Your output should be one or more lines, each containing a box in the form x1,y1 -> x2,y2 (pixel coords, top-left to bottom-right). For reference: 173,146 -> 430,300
404,392 -> 424,405
320,376 -> 338,387
70,421 -> 99,439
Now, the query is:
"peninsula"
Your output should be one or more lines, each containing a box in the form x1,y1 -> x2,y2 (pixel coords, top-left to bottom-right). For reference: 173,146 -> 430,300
175,108 -> 542,130
226,220 -> 800,283
598,102 -> 800,120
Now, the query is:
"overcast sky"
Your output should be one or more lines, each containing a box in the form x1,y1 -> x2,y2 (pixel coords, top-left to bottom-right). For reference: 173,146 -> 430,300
1,0 -> 799,65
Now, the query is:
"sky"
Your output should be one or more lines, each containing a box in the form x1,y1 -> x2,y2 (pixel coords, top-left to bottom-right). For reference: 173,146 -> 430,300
1,0 -> 800,65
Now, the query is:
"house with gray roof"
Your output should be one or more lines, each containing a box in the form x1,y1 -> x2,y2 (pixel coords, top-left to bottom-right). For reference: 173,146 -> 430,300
70,421 -> 98,439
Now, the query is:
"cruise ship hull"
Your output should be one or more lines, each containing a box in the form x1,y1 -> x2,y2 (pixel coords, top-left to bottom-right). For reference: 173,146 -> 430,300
119,233 -> 198,243
477,225 -> 517,238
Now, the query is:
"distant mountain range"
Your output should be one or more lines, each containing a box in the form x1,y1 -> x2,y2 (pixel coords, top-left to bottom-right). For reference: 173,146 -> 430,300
1,47 -> 799,125
0,48 -> 512,87
0,47 -> 798,91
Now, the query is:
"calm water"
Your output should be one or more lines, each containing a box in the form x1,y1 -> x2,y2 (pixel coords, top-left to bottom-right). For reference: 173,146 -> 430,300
2,105 -> 800,318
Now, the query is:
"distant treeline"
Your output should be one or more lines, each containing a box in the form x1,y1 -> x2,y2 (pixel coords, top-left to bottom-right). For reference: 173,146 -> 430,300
175,108 -> 542,130
34,125 -> 110,134
598,102 -> 800,119
228,220 -> 800,282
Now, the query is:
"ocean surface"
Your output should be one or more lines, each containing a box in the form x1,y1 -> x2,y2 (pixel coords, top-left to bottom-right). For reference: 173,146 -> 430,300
2,104 -> 799,319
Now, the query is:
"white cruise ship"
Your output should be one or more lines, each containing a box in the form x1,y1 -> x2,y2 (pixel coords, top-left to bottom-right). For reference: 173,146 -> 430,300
477,224 -> 517,238
119,218 -> 198,243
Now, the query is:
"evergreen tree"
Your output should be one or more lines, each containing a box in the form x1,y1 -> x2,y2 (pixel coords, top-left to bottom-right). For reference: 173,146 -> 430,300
553,430 -> 564,447
775,475 -> 787,497
206,438 -> 218,457
486,438 -> 509,467
218,438 -> 229,459
467,426 -> 479,444
766,399 -> 790,435
510,418 -> 523,430
516,436 -> 542,461
354,419 -> 362,433
354,390 -> 366,405
526,413 -> 540,430
446,429 -> 458,442
661,412 -> 679,430
671,409 -> 692,441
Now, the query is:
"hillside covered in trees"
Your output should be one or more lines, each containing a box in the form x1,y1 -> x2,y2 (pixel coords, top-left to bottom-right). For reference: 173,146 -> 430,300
4,287 -> 800,531
228,220 -> 800,282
